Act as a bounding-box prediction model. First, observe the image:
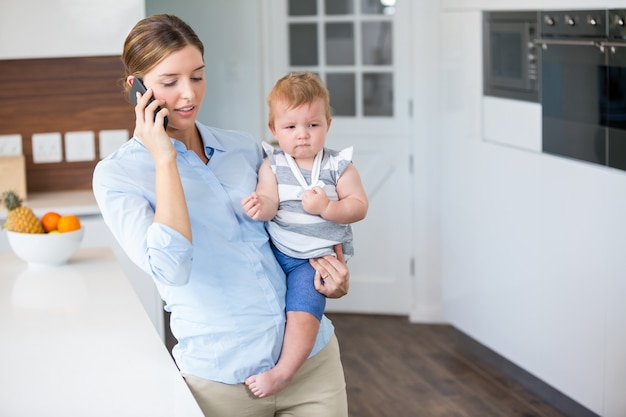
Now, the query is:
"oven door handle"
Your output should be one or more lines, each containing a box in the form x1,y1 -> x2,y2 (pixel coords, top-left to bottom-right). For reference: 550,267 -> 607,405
600,41 -> 626,53
534,38 -> 602,50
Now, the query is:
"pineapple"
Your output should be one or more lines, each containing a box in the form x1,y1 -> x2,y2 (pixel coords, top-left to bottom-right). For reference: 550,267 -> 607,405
2,190 -> 44,234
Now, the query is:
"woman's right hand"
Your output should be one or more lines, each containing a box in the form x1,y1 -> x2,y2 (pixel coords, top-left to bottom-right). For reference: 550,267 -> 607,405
133,87 -> 173,164
132,85 -> 192,242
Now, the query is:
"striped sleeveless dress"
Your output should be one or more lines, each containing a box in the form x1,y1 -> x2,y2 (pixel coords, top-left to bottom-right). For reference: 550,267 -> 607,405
262,141 -> 354,260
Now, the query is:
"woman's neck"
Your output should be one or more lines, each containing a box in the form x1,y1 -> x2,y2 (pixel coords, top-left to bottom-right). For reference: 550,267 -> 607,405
171,125 -> 209,164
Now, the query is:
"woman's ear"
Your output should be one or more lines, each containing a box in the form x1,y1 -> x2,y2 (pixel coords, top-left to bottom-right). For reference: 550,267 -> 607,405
127,75 -> 135,87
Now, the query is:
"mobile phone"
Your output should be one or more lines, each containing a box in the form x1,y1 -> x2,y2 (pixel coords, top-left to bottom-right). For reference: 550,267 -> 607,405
129,78 -> 169,130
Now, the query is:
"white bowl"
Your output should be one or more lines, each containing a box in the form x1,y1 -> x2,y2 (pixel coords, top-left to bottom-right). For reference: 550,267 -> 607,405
7,228 -> 84,268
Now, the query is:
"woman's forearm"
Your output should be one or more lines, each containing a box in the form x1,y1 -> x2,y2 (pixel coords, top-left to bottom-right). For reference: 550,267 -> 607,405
154,159 -> 192,242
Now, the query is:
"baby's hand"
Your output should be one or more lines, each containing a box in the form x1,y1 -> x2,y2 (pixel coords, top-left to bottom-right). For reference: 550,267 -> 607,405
241,193 -> 263,220
302,186 -> 329,216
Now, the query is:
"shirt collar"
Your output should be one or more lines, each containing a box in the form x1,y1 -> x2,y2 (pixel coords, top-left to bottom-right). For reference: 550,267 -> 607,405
196,121 -> 226,153
169,121 -> 225,157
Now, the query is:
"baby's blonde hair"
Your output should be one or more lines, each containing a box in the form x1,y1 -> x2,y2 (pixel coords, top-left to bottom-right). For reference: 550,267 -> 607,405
267,72 -> 332,129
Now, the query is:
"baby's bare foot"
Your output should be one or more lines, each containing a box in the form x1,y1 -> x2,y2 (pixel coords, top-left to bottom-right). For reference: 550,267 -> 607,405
245,369 -> 291,398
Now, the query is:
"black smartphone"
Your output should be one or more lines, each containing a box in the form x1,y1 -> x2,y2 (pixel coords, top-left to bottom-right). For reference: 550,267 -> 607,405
129,78 -> 169,129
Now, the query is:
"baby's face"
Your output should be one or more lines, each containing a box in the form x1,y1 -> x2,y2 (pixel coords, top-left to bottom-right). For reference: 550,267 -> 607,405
270,97 -> 331,163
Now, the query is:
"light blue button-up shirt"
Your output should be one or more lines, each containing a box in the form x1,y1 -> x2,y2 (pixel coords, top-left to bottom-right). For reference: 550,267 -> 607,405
92,122 -> 333,384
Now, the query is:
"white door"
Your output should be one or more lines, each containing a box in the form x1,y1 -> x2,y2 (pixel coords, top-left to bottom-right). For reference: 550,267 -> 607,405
262,0 -> 413,314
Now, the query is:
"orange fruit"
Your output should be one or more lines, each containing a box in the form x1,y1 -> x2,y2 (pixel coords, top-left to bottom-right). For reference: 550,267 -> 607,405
57,215 -> 81,233
41,211 -> 61,233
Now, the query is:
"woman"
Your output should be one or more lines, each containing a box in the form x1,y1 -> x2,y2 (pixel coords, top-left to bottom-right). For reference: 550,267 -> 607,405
92,14 -> 349,417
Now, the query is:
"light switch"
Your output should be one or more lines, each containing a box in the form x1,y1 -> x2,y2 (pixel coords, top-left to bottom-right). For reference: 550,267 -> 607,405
65,131 -> 95,162
0,134 -> 23,156
32,132 -> 63,163
99,129 -> 129,159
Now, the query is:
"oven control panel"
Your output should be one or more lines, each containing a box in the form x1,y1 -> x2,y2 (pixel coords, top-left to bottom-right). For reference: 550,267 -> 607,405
540,10 -> 606,38
609,10 -> 626,39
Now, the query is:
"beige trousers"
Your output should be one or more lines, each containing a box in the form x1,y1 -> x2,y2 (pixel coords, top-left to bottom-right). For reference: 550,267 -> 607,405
183,334 -> 348,417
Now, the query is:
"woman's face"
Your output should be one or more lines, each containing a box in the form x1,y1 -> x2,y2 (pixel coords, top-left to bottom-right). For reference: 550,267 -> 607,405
139,45 -> 206,133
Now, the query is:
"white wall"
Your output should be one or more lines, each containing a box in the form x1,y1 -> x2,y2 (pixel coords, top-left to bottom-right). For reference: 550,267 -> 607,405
439,2 -> 626,416
0,0 -> 144,59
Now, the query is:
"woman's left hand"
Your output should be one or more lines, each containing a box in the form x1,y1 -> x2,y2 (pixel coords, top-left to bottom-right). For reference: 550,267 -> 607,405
310,244 -> 349,299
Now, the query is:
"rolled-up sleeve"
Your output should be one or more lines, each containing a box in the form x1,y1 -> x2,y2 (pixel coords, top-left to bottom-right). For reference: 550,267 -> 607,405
146,223 -> 193,286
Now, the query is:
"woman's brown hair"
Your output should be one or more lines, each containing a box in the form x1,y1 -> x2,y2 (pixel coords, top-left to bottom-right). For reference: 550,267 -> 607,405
121,14 -> 204,97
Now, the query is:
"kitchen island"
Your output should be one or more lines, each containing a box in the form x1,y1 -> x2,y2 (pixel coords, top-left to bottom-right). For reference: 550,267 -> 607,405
0,247 -> 203,416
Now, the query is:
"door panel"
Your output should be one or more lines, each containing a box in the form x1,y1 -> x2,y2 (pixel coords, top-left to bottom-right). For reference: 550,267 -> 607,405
325,133 -> 412,314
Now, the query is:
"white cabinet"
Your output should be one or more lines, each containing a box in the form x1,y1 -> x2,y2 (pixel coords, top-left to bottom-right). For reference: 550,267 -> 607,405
0,0 -> 144,59
482,97 -> 542,153
605,271 -> 626,417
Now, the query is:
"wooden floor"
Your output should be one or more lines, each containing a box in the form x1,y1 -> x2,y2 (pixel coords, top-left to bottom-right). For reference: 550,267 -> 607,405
327,313 -> 570,417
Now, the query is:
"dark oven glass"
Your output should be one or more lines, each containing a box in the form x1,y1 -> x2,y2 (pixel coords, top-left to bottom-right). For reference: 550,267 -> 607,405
483,12 -> 538,102
489,22 -> 527,89
542,43 -> 607,164
606,46 -> 626,170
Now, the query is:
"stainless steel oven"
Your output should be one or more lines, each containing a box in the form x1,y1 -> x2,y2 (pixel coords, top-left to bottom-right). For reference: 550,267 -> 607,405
537,9 -> 626,170
538,10 -> 607,164
483,11 -> 540,102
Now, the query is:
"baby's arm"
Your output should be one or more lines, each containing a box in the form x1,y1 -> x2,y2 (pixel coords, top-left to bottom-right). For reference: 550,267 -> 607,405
241,159 -> 279,221
303,163 -> 368,224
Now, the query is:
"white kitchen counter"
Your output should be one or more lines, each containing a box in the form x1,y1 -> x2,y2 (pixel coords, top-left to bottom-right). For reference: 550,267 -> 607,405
0,247 -> 203,417
0,190 -> 166,342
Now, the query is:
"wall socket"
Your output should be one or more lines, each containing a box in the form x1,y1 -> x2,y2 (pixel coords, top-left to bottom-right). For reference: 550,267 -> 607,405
65,131 -> 95,162
0,134 -> 23,156
32,132 -> 63,163
99,129 -> 129,159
